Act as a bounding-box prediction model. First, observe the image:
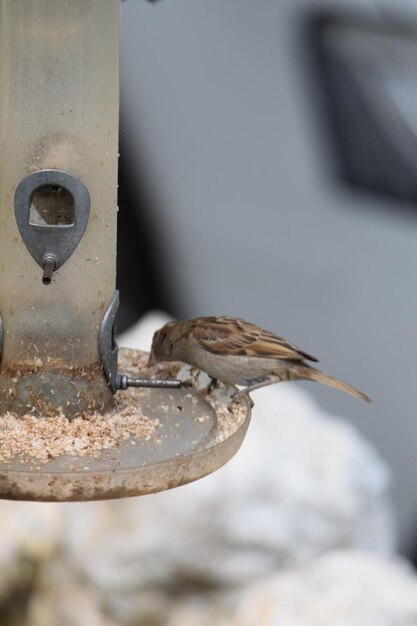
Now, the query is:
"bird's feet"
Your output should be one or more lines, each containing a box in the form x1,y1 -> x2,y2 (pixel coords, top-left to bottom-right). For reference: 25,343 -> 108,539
227,390 -> 254,412
205,378 -> 219,395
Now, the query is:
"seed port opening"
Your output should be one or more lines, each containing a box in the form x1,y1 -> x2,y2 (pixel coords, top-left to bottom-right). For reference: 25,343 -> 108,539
30,184 -> 74,226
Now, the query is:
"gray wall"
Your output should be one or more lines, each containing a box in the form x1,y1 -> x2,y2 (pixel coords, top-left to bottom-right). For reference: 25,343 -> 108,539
121,0 -> 417,552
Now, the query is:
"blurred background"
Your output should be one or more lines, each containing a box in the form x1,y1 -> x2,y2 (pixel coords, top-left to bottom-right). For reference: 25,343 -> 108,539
4,1 -> 417,624
118,0 -> 417,557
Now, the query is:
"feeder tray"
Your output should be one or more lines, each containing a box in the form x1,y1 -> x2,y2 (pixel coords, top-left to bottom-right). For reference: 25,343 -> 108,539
0,349 -> 251,502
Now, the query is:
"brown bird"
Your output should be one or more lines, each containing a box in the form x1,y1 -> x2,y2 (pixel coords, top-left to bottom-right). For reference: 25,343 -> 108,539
147,316 -> 371,405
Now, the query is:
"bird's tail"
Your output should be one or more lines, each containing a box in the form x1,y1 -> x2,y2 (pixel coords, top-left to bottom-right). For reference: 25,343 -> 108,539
294,366 -> 371,403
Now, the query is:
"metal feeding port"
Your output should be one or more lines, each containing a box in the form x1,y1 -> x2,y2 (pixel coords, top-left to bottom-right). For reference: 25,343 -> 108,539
0,1 -> 251,501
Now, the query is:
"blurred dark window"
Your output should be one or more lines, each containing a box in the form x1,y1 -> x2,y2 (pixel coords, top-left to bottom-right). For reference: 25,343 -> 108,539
308,9 -> 417,207
116,126 -> 173,332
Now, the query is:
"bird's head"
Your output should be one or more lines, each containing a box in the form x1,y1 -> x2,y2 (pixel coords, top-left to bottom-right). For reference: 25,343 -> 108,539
147,321 -> 178,367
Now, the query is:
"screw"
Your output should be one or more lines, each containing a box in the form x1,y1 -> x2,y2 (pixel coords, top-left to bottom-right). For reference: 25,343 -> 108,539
117,375 -> 182,390
42,256 -> 56,285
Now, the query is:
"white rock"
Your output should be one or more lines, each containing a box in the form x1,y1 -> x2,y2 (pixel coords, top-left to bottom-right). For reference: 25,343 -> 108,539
235,551 -> 417,626
0,312 -> 397,625
58,385 -> 395,610
44,314 -> 393,624
117,310 -> 172,351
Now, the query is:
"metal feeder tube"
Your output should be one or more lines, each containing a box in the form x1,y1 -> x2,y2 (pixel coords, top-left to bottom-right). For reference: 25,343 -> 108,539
0,0 -> 119,416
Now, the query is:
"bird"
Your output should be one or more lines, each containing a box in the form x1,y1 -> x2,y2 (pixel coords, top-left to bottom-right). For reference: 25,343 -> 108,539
147,316 -> 371,407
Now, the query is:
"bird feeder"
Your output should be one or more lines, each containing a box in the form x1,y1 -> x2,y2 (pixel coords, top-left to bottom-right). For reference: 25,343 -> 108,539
0,0 -> 250,501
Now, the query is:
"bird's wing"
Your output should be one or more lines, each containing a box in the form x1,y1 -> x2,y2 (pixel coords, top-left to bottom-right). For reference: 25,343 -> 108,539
191,316 -> 319,362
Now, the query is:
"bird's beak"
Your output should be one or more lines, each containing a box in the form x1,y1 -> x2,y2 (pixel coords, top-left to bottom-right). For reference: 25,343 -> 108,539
147,352 -> 156,367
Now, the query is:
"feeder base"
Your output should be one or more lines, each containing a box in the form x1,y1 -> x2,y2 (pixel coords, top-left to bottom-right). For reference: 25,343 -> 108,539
0,349 -> 251,501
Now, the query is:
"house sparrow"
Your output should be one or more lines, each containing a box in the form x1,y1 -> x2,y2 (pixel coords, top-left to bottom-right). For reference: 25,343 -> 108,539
147,316 -> 371,405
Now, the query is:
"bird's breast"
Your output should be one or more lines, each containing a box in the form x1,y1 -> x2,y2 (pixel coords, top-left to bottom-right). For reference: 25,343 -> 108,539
177,340 -> 280,386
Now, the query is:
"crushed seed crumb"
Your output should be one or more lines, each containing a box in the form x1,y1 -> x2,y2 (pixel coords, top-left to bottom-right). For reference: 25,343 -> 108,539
200,389 -> 247,444
131,348 -> 248,444
0,348 -> 248,465
0,392 -> 159,464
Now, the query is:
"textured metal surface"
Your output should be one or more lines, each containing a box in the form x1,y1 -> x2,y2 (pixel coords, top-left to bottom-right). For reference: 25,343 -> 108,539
14,169 -> 90,273
0,365 -> 112,418
0,348 -> 251,501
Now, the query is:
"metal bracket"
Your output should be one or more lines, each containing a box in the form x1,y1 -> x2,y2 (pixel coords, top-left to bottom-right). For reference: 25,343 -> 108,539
0,313 -> 3,363
100,290 -> 120,393
14,169 -> 90,285
99,290 -> 181,394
